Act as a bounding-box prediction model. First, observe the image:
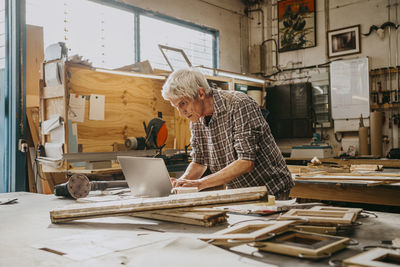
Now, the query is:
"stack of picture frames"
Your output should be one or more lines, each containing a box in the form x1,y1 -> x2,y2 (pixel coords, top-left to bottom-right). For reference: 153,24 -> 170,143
199,205 -> 363,260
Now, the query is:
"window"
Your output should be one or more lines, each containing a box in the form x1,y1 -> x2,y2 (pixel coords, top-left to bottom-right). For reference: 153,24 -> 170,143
26,0 -> 218,70
140,15 -> 215,70
26,0 -> 135,69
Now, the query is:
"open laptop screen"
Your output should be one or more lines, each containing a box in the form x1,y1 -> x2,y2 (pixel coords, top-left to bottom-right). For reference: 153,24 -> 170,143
117,156 -> 173,197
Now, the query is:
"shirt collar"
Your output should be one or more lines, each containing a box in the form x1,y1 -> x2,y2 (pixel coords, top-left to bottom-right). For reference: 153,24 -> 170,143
197,89 -> 227,126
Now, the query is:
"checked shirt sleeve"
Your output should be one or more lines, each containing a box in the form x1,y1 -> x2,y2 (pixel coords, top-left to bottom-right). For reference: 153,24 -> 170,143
231,98 -> 264,162
189,122 -> 205,165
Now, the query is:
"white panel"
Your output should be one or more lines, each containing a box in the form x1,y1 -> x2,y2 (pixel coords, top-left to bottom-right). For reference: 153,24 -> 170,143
330,57 -> 370,120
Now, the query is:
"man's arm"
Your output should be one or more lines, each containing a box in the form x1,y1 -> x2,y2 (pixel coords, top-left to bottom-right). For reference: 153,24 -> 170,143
174,159 -> 254,190
180,161 -> 207,180
171,162 -> 207,187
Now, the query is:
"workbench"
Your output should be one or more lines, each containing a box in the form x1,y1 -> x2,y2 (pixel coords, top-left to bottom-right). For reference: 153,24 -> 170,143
1,192 -> 400,267
287,157 -> 400,168
290,180 -> 400,206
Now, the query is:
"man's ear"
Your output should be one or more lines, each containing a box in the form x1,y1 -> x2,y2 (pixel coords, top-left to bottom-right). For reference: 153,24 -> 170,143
198,87 -> 206,99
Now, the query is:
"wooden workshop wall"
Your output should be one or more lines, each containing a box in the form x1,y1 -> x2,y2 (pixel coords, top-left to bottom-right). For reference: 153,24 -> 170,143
67,65 -> 190,152
26,24 -> 44,108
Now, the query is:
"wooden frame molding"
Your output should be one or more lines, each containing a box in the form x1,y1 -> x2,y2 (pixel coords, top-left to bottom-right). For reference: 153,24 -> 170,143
277,209 -> 356,225
343,248 -> 400,267
256,230 -> 350,259
199,220 -> 295,247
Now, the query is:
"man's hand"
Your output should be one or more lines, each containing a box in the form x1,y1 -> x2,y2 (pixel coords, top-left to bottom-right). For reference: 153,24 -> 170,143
170,177 -> 201,188
170,177 -> 178,187
174,178 -> 202,188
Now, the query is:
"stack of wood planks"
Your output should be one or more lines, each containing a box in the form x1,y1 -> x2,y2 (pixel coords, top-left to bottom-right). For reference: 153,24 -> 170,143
50,186 -> 268,225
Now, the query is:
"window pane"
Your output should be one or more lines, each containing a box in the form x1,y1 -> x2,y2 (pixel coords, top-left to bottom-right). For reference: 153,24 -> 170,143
26,0 -> 135,69
140,15 -> 214,71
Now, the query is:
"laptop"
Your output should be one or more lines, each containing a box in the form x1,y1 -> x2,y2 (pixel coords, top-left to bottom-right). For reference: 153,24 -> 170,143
117,156 -> 173,197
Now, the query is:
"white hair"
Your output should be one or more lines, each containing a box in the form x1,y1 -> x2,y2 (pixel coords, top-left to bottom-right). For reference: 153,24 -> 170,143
162,68 -> 212,101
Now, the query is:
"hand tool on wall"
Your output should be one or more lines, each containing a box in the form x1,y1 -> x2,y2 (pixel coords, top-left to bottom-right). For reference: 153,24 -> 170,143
54,173 -> 128,199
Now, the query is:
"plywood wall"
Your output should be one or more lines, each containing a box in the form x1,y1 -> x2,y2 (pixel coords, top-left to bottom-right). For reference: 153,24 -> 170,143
67,65 -> 190,152
26,25 -> 44,108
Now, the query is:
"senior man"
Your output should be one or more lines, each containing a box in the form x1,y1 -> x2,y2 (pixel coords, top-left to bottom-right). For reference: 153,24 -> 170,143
162,68 -> 294,200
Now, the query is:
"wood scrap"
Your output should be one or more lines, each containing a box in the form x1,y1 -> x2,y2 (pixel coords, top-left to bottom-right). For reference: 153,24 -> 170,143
50,186 -> 268,223
132,207 -> 227,227
350,164 -> 383,172
301,164 -> 350,174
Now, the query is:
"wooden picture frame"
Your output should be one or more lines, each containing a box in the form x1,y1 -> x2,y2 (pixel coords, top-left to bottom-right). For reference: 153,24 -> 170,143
278,0 -> 316,52
309,206 -> 362,221
200,220 -> 295,247
256,230 -> 350,259
277,209 -> 356,225
327,25 -> 361,58
343,248 -> 400,267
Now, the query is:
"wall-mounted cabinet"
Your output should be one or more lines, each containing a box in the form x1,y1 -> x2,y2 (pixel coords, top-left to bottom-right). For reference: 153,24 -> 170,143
266,82 -> 313,139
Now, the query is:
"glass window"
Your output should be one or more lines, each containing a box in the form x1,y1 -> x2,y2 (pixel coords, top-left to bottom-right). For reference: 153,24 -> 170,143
140,15 -> 214,71
26,1 -> 217,70
26,0 -> 135,69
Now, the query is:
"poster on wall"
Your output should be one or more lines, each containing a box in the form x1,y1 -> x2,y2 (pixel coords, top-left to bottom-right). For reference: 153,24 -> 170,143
278,0 -> 316,52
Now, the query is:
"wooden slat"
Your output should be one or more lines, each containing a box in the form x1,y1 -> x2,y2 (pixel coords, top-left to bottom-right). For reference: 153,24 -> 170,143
26,107 -> 40,148
50,186 -> 268,223
26,25 -> 44,108
132,207 -> 227,227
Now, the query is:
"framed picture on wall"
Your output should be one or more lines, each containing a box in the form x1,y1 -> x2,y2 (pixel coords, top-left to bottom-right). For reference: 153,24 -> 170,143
327,25 -> 361,58
278,0 -> 316,52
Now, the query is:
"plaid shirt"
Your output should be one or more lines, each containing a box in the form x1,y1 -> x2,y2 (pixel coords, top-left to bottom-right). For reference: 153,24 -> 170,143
190,89 -> 294,195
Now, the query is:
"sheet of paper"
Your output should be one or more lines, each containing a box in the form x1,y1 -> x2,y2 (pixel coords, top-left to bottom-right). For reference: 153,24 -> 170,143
44,142 -> 63,160
120,236 -> 272,267
42,115 -> 62,134
68,93 -> 85,123
50,123 -> 65,143
44,62 -> 62,86
32,232 -> 171,261
89,94 -> 105,121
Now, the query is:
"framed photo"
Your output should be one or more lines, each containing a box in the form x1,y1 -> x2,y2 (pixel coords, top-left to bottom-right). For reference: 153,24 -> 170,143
278,0 -> 316,52
327,25 -> 361,58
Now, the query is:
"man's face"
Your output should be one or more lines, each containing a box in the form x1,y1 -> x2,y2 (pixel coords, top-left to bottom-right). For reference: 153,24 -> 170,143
170,90 -> 204,123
